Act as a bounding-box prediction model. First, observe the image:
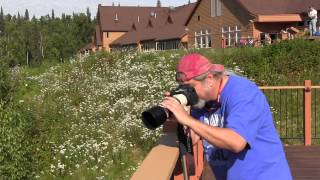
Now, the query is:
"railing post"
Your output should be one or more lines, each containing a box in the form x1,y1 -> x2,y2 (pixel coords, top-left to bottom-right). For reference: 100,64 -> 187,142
304,80 -> 312,146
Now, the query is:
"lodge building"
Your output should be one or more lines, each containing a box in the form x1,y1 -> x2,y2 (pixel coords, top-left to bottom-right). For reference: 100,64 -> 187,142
80,0 -> 320,54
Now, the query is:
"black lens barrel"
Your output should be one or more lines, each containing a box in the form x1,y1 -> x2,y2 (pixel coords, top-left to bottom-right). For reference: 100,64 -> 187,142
141,106 -> 168,130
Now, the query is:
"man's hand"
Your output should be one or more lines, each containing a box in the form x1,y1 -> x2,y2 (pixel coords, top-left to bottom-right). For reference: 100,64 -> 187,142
160,96 -> 192,126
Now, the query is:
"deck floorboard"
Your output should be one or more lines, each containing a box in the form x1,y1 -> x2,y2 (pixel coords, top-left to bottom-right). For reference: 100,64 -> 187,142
285,146 -> 320,180
201,146 -> 320,179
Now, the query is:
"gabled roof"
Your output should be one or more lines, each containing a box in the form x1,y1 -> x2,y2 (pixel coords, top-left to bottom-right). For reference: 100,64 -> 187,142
186,0 -> 320,25
97,5 -> 168,32
111,3 -> 196,45
238,0 -> 320,15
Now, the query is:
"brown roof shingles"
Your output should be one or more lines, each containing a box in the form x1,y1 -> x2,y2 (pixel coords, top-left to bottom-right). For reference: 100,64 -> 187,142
238,0 -> 320,15
110,3 -> 197,46
186,0 -> 320,26
98,6 -> 168,32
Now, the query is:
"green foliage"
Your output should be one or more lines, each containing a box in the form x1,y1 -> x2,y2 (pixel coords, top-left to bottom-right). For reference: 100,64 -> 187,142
0,60 -> 10,101
196,39 -> 320,86
0,10 -> 95,66
0,103 -> 37,179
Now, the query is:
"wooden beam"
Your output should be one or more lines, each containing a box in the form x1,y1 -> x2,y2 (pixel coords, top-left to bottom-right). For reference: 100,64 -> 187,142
260,86 -> 305,90
304,80 -> 312,146
256,14 -> 303,22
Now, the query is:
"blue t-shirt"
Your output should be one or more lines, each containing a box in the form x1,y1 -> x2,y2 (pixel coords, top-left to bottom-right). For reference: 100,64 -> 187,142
191,75 -> 292,180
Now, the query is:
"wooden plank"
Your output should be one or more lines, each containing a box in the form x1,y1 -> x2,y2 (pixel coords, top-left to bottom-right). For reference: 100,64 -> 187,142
285,146 -> 320,180
259,86 -> 305,90
256,14 -> 303,22
131,133 -> 179,180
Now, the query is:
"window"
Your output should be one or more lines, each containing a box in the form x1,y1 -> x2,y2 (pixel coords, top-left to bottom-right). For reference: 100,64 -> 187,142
157,40 -> 180,51
142,41 -> 156,52
105,32 -> 110,38
222,25 -> 241,47
198,16 -> 201,21
194,29 -> 212,48
211,0 -> 222,17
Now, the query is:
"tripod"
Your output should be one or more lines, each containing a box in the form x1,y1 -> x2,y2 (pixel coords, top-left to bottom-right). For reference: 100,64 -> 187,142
177,123 -> 195,180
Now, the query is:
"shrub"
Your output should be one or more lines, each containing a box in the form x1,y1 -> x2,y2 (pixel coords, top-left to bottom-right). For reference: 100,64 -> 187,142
0,60 -> 10,102
0,103 -> 37,179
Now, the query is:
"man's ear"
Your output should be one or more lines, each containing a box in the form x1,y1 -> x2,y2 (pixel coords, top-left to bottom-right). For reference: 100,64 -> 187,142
205,74 -> 215,87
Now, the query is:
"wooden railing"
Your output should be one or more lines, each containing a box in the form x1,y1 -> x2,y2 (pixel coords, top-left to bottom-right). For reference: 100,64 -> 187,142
131,80 -> 320,179
130,133 -> 180,180
260,80 -> 320,146
131,121 -> 204,180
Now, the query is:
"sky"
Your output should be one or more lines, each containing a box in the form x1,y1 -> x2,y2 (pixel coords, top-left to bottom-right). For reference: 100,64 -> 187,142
0,0 -> 197,18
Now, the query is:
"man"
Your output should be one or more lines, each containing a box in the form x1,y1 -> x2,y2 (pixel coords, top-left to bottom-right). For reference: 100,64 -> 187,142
161,53 -> 292,180
308,6 -> 318,36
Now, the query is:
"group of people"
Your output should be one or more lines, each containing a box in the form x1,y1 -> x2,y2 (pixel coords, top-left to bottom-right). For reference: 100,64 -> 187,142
308,6 -> 318,36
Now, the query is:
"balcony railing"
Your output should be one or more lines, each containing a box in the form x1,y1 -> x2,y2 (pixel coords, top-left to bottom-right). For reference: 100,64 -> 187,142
260,80 -> 320,145
131,80 -> 320,179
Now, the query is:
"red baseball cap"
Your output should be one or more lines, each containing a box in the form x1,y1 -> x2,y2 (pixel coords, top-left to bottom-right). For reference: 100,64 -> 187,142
176,53 -> 224,82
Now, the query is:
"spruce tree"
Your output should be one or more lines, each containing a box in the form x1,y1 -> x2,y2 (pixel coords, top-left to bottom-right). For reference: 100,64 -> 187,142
0,7 -> 3,20
86,7 -> 91,22
0,7 -> 4,34
51,9 -> 55,19
24,9 -> 29,21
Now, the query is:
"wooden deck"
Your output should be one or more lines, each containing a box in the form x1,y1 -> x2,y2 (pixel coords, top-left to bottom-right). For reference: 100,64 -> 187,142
285,146 -> 320,180
201,146 -> 320,180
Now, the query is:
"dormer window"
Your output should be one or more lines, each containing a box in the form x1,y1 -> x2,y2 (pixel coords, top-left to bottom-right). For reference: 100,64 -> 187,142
132,24 -> 137,30
211,0 -> 222,17
114,13 -> 119,21
147,20 -> 153,28
167,15 -> 173,24
150,12 -> 156,18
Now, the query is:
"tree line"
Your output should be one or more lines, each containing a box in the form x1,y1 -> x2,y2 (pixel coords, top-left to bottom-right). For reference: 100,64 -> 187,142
0,7 -> 95,67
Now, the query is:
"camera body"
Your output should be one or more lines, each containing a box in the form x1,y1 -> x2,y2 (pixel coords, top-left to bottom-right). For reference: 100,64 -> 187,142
142,84 -> 199,130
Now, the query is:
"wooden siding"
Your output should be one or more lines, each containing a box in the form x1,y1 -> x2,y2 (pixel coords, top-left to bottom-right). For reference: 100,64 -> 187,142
102,32 -> 126,51
187,0 -> 255,48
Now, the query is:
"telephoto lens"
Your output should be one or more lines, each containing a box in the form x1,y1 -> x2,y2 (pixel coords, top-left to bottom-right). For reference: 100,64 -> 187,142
141,84 -> 199,130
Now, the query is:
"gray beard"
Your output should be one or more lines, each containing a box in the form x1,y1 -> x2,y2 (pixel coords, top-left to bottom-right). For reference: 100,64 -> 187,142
192,98 -> 206,109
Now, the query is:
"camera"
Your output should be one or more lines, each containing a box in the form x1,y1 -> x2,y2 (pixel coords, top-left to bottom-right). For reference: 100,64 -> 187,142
141,84 -> 199,130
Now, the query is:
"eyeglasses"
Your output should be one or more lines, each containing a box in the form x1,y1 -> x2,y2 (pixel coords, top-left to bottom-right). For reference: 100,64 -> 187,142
176,71 -> 210,83
176,72 -> 189,83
